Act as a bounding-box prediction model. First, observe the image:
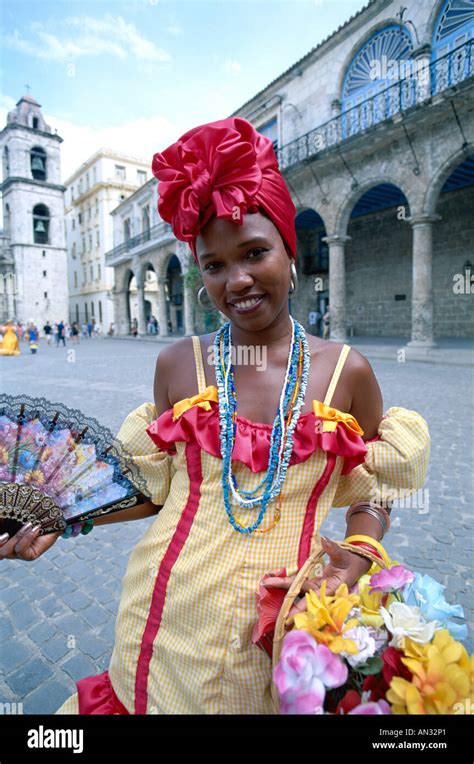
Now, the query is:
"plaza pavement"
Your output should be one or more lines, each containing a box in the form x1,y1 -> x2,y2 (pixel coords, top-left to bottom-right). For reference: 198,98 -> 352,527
0,334 -> 472,713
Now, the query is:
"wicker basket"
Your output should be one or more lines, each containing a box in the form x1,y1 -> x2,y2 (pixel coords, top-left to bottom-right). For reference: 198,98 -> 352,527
270,540 -> 390,713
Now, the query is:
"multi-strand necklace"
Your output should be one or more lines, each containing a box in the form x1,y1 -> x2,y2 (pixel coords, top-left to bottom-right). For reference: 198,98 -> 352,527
213,317 -> 310,535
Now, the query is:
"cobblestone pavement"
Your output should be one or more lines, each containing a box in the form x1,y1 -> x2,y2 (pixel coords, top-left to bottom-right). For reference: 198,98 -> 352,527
0,336 -> 472,713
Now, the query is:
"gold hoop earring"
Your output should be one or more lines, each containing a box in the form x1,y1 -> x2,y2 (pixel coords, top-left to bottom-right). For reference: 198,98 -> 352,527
197,285 -> 217,310
289,261 -> 298,295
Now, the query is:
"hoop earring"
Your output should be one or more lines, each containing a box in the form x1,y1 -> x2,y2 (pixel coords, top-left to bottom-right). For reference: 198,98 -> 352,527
197,285 -> 217,310
289,261 -> 298,295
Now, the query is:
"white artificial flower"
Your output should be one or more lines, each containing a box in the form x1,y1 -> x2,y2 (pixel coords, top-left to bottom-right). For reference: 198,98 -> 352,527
340,624 -> 377,668
380,602 -> 438,648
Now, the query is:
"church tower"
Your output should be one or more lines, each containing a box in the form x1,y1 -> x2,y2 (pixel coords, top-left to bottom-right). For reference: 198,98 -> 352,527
0,92 -> 68,325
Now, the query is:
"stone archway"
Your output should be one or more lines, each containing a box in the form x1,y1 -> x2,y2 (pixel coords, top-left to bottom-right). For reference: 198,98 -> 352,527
327,179 -> 413,340
426,150 -> 474,337
294,208 -> 329,336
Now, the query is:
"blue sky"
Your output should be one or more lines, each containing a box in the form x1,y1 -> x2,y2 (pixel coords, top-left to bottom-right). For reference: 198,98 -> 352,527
1,0 -> 367,181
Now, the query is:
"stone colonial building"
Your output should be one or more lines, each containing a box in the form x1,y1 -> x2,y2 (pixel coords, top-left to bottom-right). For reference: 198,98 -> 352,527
0,93 -> 68,325
64,149 -> 150,331
107,0 -> 473,342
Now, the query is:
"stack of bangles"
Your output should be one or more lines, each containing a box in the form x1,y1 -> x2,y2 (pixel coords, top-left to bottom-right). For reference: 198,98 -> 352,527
61,519 -> 94,539
345,500 -> 391,538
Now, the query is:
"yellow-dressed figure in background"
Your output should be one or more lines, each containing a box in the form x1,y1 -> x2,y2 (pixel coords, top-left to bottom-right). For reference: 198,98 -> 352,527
0,322 -> 20,356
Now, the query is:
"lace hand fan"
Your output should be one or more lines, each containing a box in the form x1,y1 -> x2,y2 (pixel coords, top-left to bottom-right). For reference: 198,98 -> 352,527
0,394 -> 150,536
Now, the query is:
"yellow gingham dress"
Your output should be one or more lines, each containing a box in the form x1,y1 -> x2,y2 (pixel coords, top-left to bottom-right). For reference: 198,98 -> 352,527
56,340 -> 430,714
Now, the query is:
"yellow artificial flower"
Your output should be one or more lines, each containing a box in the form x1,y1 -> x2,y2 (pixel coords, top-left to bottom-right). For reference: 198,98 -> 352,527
293,579 -> 361,655
386,630 -> 472,714
0,446 -> 8,465
357,573 -> 397,629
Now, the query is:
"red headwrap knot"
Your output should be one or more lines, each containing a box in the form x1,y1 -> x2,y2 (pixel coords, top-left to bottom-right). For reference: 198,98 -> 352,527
151,117 -> 297,262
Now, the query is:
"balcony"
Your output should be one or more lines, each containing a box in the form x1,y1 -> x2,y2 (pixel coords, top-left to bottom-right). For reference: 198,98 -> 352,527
276,40 -> 474,171
105,221 -> 174,266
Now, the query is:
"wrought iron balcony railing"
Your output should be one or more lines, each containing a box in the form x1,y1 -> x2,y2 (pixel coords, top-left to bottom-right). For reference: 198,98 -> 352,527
105,221 -> 174,264
276,40 -> 473,171
104,41 -> 473,264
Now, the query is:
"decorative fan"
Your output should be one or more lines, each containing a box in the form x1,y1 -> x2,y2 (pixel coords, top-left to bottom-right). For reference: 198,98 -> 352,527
0,394 -> 151,537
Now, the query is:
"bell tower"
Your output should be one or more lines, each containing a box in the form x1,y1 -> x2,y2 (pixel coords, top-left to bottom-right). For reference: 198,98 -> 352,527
0,91 -> 68,325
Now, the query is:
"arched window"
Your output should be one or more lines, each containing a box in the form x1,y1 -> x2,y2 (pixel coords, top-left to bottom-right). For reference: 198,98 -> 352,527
258,117 -> 279,153
432,0 -> 474,58
342,26 -> 413,112
31,146 -> 47,181
32,116 -> 39,129
33,204 -> 50,244
431,0 -> 474,91
341,26 -> 413,136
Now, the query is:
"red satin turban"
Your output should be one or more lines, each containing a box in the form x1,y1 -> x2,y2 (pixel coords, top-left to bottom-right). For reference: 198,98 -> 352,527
151,117 -> 297,263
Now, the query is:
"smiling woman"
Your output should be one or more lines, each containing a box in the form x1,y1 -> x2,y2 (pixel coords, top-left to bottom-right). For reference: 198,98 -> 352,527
52,117 -> 430,716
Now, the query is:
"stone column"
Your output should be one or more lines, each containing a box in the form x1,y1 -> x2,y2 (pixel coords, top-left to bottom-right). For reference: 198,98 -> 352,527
411,45 -> 432,103
157,278 -> 169,337
322,234 -> 350,342
406,215 -> 440,347
112,289 -> 129,335
136,282 -> 147,336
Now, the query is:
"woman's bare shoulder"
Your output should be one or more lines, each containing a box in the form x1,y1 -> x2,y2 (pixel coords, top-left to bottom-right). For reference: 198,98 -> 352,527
155,333 -> 218,410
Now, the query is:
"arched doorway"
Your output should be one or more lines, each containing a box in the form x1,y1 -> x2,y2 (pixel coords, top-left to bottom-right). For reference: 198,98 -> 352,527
144,264 -> 158,331
165,255 -> 184,334
431,154 -> 474,337
344,183 -> 411,336
295,209 -> 328,335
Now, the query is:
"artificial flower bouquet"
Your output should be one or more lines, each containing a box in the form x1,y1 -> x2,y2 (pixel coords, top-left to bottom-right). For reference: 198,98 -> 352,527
253,552 -> 473,715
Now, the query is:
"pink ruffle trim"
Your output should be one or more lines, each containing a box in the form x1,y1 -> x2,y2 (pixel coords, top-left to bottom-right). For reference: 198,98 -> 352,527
76,670 -> 130,714
146,404 -> 376,475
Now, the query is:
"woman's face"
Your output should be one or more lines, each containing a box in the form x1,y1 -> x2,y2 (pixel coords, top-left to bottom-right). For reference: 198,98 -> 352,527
195,210 -> 293,328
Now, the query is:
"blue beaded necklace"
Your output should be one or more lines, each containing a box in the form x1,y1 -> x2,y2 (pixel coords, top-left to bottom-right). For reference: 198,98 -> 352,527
213,317 -> 310,534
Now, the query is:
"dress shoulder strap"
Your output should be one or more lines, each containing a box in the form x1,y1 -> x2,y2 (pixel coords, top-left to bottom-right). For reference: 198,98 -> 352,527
323,344 -> 351,407
191,336 -> 207,394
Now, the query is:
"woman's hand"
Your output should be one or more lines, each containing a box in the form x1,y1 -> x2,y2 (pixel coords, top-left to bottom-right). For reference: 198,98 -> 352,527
0,524 -> 62,561
264,536 -> 372,623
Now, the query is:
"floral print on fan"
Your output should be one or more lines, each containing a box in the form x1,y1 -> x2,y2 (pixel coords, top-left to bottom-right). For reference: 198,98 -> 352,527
0,413 -> 129,515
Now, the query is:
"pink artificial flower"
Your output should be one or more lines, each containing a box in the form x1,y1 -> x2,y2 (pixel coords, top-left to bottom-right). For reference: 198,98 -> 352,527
273,630 -> 348,714
251,567 -> 288,658
348,699 -> 392,714
369,565 -> 415,594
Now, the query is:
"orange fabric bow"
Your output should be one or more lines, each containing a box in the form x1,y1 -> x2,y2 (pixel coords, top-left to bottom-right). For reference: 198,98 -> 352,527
312,400 -> 364,436
172,385 -> 219,421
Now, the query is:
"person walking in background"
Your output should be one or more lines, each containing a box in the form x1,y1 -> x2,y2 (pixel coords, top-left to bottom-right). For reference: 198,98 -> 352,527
87,321 -> 93,338
28,325 -> 38,354
56,320 -> 66,347
71,322 -> 80,344
0,321 -> 20,355
107,322 -> 115,336
130,317 -> 138,337
43,321 -> 53,346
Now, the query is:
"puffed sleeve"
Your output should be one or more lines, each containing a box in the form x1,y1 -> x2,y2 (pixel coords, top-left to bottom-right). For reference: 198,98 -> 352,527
115,402 -> 173,507
332,406 -> 430,508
